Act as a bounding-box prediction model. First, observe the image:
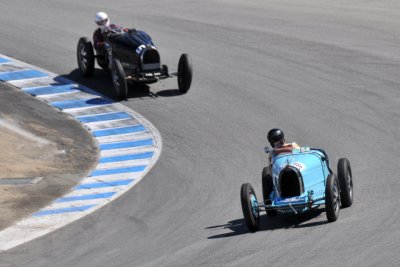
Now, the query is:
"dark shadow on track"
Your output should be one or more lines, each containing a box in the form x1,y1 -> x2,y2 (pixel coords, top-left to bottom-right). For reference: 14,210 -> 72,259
206,209 -> 326,239
61,69 -> 115,99
156,89 -> 185,97
59,68 -> 185,101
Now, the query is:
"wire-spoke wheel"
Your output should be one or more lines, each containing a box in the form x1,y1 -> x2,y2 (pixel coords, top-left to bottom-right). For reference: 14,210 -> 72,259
240,183 -> 260,232
177,53 -> 193,93
77,37 -> 94,77
326,174 -> 340,222
111,58 -> 127,100
338,158 -> 353,208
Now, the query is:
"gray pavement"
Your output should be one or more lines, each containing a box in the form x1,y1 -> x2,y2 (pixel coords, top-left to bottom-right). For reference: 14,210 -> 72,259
0,0 -> 400,266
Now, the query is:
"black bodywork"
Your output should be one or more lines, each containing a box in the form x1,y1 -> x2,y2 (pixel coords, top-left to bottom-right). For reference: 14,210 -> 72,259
101,28 -> 166,82
77,27 -> 192,99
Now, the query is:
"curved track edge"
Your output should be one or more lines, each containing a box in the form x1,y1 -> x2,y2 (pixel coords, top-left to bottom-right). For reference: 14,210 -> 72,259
0,54 -> 162,252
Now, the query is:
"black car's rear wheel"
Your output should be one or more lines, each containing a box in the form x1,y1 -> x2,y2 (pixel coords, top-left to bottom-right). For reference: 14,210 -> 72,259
177,53 -> 193,93
111,58 -> 127,100
77,37 -> 95,77
338,158 -> 353,208
240,183 -> 260,232
325,174 -> 340,222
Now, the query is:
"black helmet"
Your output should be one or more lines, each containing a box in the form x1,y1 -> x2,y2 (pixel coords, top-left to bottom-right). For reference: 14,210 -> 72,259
267,128 -> 284,148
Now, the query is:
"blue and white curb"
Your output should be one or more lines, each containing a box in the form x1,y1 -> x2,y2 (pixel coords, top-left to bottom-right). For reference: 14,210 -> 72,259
0,54 -> 162,252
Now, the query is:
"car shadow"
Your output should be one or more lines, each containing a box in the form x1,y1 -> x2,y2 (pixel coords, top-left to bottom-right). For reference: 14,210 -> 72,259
59,68 -> 185,101
206,209 -> 327,239
156,89 -> 185,97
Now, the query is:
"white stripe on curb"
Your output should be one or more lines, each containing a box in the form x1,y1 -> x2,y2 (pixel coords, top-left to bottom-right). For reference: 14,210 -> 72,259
0,54 -> 162,252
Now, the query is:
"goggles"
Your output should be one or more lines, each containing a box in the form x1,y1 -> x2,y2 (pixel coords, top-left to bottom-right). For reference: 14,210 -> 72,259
96,18 -> 108,26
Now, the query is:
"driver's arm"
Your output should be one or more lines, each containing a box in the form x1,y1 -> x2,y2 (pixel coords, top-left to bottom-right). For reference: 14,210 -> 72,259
93,29 -> 105,50
273,145 -> 294,155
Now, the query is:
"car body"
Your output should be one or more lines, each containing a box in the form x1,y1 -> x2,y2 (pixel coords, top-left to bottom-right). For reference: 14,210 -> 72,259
77,27 -> 192,99
268,148 -> 329,213
240,147 -> 353,232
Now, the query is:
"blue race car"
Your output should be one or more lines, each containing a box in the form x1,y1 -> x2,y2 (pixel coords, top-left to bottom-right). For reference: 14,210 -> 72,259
240,147 -> 353,232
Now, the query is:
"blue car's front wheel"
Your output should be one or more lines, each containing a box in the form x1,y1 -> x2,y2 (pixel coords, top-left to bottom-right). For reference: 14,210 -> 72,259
241,183 -> 260,232
325,174 -> 340,222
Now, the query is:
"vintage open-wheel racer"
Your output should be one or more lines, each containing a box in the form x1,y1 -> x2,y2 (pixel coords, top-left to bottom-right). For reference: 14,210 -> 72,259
77,27 -> 193,99
240,147 -> 353,232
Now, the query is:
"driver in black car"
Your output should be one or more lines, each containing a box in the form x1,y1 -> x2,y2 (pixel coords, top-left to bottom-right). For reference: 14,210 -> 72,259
93,11 -> 110,55
93,11 -> 128,57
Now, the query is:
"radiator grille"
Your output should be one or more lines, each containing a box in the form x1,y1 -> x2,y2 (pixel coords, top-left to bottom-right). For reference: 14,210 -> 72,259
141,48 -> 161,71
279,167 -> 303,198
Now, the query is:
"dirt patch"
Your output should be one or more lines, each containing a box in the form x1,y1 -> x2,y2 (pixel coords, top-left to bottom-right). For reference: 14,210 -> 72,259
0,82 -> 98,230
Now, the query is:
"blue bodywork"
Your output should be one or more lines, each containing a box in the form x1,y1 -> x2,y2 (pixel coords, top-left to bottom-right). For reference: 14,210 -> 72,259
268,147 -> 331,213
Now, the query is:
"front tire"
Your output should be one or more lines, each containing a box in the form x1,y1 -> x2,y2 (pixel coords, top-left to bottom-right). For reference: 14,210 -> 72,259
77,37 -> 95,77
337,158 -> 353,208
111,58 -> 127,100
240,183 -> 260,232
325,174 -> 340,222
177,53 -> 193,93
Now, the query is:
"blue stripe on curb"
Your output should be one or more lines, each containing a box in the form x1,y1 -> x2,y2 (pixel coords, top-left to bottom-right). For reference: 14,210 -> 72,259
0,55 -> 160,250
33,204 -> 96,216
55,192 -> 116,203
92,124 -> 146,137
23,84 -> 80,96
0,69 -> 48,81
75,179 -> 134,190
99,152 -> 154,163
51,98 -> 111,110
0,57 -> 11,64
99,139 -> 153,150
76,112 -> 132,123
90,165 -> 147,176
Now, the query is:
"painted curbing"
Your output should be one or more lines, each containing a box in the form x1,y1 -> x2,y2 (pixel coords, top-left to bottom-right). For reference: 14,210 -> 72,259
0,54 -> 162,252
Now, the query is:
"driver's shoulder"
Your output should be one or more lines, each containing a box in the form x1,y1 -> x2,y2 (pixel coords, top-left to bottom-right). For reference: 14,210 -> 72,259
93,28 -> 102,35
110,24 -> 122,29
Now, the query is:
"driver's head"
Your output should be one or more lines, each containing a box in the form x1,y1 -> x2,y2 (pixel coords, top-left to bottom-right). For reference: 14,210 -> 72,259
267,128 -> 285,148
95,12 -> 110,31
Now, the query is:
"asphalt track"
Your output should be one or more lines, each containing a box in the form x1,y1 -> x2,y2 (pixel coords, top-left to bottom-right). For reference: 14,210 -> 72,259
1,0 -> 400,266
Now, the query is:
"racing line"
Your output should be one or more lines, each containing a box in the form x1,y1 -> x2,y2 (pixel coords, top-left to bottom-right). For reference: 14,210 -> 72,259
0,54 -> 162,252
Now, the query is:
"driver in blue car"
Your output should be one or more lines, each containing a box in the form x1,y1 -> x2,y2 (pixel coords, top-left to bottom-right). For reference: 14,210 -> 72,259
267,128 -> 300,156
262,128 -> 300,203
262,128 -> 331,204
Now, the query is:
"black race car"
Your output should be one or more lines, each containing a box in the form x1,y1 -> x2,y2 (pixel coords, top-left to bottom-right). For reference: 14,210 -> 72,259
77,27 -> 193,99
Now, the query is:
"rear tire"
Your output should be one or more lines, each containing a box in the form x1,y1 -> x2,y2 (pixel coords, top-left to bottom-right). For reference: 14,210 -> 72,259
111,58 -> 128,100
177,53 -> 193,93
77,37 -> 95,77
261,167 -> 277,216
325,174 -> 340,222
337,158 -> 353,208
240,183 -> 260,232
261,167 -> 272,201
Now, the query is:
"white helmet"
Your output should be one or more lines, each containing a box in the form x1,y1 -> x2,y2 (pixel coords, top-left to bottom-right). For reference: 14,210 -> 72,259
95,12 -> 110,31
